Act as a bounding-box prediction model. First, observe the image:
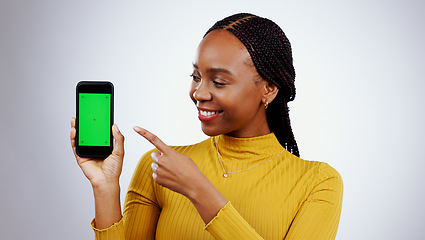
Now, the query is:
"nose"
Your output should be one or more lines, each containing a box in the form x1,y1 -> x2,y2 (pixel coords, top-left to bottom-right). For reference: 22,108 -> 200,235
192,80 -> 212,102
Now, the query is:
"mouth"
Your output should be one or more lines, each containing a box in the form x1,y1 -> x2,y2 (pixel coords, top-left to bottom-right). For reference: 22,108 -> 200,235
197,109 -> 223,122
199,110 -> 221,116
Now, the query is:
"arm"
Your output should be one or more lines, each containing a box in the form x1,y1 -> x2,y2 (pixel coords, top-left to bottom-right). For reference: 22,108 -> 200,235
70,118 -> 124,238
205,163 -> 342,240
284,163 -> 343,239
89,151 -> 162,239
134,127 -> 264,239
134,127 -> 228,224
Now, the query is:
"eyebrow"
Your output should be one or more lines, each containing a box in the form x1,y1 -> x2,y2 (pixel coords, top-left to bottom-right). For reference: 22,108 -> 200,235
192,63 -> 234,76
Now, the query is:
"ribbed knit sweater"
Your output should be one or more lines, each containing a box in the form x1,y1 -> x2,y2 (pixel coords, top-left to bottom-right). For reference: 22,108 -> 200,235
92,133 -> 343,239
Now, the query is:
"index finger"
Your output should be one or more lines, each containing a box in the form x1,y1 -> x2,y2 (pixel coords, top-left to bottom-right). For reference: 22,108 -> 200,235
133,126 -> 171,153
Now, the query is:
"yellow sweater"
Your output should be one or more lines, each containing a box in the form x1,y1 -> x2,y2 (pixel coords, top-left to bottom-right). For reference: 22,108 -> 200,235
92,133 -> 343,239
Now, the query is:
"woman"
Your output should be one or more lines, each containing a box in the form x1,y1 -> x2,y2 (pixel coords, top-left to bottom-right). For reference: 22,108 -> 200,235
70,13 -> 343,239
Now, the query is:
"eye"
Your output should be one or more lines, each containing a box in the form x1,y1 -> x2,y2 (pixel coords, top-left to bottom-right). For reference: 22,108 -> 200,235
190,74 -> 201,83
213,80 -> 226,87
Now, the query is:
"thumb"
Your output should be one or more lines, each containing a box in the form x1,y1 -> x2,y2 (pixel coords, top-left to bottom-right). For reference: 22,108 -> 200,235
112,124 -> 125,157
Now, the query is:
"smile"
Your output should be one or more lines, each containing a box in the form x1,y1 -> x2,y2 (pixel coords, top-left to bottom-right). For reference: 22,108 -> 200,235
200,110 -> 220,116
198,109 -> 223,122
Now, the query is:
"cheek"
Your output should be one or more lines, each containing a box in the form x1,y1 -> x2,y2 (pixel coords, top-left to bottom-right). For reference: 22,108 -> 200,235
219,88 -> 260,114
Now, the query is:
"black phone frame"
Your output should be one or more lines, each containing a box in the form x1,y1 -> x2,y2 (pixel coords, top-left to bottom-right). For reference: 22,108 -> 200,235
76,81 -> 114,158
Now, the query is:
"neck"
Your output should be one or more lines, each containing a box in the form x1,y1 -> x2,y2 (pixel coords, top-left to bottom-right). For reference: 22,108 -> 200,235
225,120 -> 271,139
214,133 -> 284,162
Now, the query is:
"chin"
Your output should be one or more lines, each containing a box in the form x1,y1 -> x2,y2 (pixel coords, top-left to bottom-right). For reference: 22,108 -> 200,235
201,125 -> 224,137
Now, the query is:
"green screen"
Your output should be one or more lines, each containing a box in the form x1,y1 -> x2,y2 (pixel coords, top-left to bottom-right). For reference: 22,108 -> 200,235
78,93 -> 111,146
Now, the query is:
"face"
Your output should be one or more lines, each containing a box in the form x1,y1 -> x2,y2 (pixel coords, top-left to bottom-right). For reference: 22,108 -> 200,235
189,30 -> 276,138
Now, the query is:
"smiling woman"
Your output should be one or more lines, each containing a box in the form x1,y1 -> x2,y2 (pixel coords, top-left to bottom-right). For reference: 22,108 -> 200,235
71,13 -> 343,240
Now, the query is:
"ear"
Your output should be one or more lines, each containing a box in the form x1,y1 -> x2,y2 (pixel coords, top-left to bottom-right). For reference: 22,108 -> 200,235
262,81 -> 279,106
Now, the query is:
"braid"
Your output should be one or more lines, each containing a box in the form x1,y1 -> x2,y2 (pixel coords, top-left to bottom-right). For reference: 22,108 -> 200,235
205,13 -> 300,157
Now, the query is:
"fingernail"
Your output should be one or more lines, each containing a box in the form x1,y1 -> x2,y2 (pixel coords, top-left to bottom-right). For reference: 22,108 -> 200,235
152,172 -> 157,182
133,126 -> 141,132
151,152 -> 158,163
151,162 -> 158,172
114,124 -> 120,132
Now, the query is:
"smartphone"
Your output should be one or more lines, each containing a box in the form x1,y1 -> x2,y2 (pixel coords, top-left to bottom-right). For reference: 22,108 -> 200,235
76,81 -> 114,158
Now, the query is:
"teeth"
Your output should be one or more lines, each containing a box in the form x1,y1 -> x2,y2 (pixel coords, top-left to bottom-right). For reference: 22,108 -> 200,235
200,110 -> 219,116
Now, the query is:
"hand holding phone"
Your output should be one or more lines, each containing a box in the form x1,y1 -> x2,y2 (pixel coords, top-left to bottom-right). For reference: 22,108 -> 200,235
72,81 -> 124,184
70,118 -> 124,183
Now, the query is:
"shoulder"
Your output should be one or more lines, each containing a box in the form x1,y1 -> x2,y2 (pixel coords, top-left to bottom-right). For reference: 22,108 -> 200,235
288,156 -> 344,207
316,162 -> 342,182
307,160 -> 343,187
305,160 -> 343,202
315,162 -> 343,194
285,154 -> 343,191
289,153 -> 342,181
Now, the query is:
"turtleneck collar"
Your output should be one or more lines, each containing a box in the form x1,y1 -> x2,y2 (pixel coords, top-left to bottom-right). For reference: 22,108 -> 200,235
213,133 -> 285,162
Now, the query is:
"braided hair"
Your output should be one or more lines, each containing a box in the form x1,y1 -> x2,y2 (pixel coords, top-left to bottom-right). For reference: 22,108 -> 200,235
205,13 -> 300,157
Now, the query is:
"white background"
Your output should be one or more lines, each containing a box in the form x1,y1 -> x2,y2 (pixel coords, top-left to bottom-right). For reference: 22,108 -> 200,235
1,0 -> 424,239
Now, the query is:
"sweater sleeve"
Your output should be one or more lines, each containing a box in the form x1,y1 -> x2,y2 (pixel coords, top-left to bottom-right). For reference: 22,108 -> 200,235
91,150 -> 161,239
204,202 -> 264,239
91,218 -> 125,239
285,162 -> 343,239
205,162 -> 343,240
